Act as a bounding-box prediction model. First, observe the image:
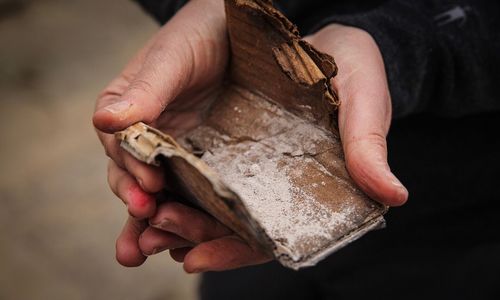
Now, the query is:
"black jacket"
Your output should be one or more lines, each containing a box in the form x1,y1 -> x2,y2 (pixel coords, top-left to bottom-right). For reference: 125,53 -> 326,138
134,0 -> 500,118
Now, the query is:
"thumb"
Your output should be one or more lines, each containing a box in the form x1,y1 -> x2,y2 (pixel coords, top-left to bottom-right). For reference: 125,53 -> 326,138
336,40 -> 409,206
307,24 -> 409,206
93,0 -> 227,134
92,34 -> 194,133
343,129 -> 408,207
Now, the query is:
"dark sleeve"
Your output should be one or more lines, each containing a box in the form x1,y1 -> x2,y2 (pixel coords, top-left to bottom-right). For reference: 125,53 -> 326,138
133,0 -> 499,118
133,0 -> 188,24
277,0 -> 500,118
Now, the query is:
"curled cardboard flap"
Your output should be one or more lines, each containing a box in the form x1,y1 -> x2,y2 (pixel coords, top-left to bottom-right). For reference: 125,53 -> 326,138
116,0 -> 387,269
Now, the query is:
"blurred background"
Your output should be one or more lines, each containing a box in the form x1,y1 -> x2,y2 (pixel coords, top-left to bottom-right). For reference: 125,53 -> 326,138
0,0 -> 197,299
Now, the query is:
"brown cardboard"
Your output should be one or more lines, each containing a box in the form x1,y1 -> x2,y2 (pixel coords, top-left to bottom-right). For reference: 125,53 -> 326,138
116,0 -> 387,269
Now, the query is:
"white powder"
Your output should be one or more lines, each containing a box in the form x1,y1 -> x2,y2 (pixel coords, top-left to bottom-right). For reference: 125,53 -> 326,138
201,121 -> 355,259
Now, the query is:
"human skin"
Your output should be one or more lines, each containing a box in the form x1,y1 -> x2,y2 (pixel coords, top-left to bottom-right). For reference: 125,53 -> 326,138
93,0 -> 408,272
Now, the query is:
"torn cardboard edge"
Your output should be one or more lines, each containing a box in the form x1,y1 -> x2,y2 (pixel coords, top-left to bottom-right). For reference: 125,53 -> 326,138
116,0 -> 388,270
117,117 -> 387,270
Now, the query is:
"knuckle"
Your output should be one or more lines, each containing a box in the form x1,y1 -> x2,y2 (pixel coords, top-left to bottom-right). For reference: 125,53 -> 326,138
128,79 -> 163,109
129,78 -> 155,95
126,78 -> 165,122
345,132 -> 386,156
105,145 -> 125,168
139,172 -> 164,194
107,170 -> 120,197
363,132 -> 387,147
104,147 -> 123,168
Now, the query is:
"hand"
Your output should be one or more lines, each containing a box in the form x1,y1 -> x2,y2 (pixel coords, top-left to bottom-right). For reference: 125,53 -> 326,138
139,201 -> 270,272
93,0 -> 269,271
140,24 -> 408,273
94,1 -> 408,272
305,24 -> 409,207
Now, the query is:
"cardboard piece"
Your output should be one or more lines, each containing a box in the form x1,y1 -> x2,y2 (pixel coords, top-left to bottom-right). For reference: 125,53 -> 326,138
116,0 -> 387,269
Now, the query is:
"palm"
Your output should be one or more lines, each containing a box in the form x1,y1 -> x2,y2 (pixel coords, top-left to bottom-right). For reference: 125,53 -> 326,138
150,73 -> 225,138
146,24 -> 407,272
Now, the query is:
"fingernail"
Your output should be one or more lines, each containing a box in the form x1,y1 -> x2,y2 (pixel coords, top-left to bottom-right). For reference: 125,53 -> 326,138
387,173 -> 408,204
142,249 -> 155,257
185,263 -> 205,274
184,252 -> 210,274
147,247 -> 166,256
136,177 -> 145,190
397,185 -> 409,203
103,101 -> 132,114
390,177 -> 409,204
391,177 -> 405,189
158,219 -> 174,230
150,218 -> 173,229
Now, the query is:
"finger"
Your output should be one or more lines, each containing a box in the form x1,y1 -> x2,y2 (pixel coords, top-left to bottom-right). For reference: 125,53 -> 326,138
100,131 -> 165,194
139,227 -> 194,256
170,247 -> 193,263
122,153 -> 164,194
183,236 -> 271,273
116,216 -> 148,267
96,130 -> 124,166
107,160 -> 156,219
149,202 -> 231,243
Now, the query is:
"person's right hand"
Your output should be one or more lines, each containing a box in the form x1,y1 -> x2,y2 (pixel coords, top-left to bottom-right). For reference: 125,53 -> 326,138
92,0 -> 229,267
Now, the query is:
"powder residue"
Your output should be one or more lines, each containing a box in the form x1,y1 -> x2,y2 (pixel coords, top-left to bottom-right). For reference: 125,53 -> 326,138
201,119 -> 356,259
